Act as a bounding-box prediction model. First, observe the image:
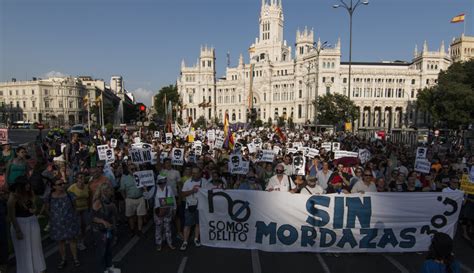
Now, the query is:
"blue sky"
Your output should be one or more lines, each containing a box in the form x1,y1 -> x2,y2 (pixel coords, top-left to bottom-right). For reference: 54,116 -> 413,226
1,0 -> 472,105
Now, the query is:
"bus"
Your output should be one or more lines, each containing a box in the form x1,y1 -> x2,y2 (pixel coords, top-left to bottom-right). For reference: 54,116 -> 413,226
11,121 -> 34,129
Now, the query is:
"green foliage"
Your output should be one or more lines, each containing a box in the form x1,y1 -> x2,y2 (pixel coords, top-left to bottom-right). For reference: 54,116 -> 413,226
266,117 -> 273,127
194,116 -> 207,129
154,85 -> 180,120
277,116 -> 286,127
313,93 -> 359,126
287,117 -> 295,130
254,119 -> 263,128
148,122 -> 157,131
105,123 -> 114,134
417,60 -> 474,129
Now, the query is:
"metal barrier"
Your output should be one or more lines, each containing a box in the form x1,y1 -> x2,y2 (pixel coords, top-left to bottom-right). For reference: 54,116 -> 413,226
357,128 -> 419,148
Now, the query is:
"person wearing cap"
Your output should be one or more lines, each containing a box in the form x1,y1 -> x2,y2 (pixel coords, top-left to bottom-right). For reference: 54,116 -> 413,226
119,163 -> 146,236
300,176 -> 324,195
153,175 -> 176,251
266,163 -> 296,193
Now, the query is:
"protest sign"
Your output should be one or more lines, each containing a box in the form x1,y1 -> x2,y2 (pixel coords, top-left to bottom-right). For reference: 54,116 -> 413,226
215,137 -> 224,149
0,129 -> 8,145
321,142 -> 332,151
332,142 -> 341,151
129,148 -> 153,164
293,155 -> 306,175
461,174 -> 474,194
171,148 -> 185,166
303,134 -> 309,141
97,145 -> 109,161
133,170 -> 155,188
154,131 -> 160,138
134,137 -> 141,144
198,191 -> 463,253
358,149 -> 372,165
257,150 -> 275,163
165,133 -> 173,144
287,148 -> 297,154
247,143 -> 257,154
414,159 -> 431,174
334,150 -> 359,159
207,130 -> 216,141
228,154 -> 249,175
307,148 -> 319,159
416,147 -> 427,159
193,141 -> 203,156
253,138 -> 263,149
273,146 -> 281,156
110,138 -> 118,148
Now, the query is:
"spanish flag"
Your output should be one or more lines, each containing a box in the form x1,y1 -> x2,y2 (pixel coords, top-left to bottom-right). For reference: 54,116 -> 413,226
451,13 -> 465,23
274,126 -> 286,142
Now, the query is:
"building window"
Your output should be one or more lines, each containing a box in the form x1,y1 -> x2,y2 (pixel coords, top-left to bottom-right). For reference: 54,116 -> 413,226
44,89 -> 48,95
23,101 -> 26,108
208,96 -> 211,102
69,101 -> 74,108
298,104 -> 302,118
331,77 -> 334,83
22,90 -> 25,95
32,101 -> 36,108
322,77 -> 326,83
411,89 -> 415,98
15,90 -> 18,96
263,93 -> 266,101
16,101 -> 19,108
326,86 -> 330,95
34,113 -> 37,120
411,79 -> 415,85
202,61 -> 205,67
208,60 -> 212,67
59,100 -> 64,108
239,95 -> 242,102
0,91 -> 2,96
44,100 -> 49,108
343,78 -> 347,83
189,94 -> 193,103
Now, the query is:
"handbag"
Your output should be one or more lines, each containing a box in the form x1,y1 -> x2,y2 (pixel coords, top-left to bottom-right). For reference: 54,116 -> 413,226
155,187 -> 172,217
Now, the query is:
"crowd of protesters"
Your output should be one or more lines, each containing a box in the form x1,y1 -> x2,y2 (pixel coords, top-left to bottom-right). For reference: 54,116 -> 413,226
0,124 -> 473,273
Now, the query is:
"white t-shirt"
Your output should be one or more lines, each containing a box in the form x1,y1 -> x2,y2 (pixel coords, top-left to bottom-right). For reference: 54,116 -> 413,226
182,178 -> 205,208
351,181 -> 377,193
154,185 -> 176,209
316,170 -> 333,191
300,185 -> 324,195
53,143 -> 67,162
161,168 -> 181,196
283,163 -> 294,176
266,174 -> 296,192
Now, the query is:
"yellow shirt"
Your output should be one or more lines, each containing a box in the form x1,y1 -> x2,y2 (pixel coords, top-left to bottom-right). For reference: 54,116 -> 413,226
68,183 -> 90,211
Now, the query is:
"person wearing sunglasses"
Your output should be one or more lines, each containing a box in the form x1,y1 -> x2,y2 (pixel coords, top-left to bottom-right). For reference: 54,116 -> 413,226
43,179 -> 80,269
351,169 -> 377,194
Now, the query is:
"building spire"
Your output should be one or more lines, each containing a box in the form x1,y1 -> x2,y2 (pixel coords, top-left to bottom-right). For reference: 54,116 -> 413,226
239,53 -> 244,68
414,44 -> 418,57
336,37 -> 341,50
181,59 -> 186,69
440,40 -> 445,53
423,40 -> 428,52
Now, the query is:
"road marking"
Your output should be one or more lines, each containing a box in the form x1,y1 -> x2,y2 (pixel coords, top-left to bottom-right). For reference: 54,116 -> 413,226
112,220 -> 153,262
177,256 -> 188,273
316,254 -> 331,273
459,262 -> 473,273
383,255 -> 409,273
251,249 -> 261,273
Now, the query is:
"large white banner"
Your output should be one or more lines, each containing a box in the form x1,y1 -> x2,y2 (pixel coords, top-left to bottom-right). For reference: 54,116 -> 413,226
198,191 -> 463,253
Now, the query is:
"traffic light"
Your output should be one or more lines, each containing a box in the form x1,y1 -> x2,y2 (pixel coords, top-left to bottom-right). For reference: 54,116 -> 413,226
136,103 -> 147,122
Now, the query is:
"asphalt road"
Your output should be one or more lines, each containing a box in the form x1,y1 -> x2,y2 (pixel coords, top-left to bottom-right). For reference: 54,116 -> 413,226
6,129 -> 46,145
6,219 -> 474,273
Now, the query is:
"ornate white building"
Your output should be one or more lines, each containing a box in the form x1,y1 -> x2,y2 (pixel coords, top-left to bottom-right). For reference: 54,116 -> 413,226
178,0 -> 471,130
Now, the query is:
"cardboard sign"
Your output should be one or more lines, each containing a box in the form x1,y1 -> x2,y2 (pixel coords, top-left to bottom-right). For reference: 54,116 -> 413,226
110,138 -> 118,148
414,159 -> 431,174
253,138 -> 263,149
154,131 -> 160,138
193,141 -> 203,156
321,142 -> 332,151
171,148 -> 184,166
247,142 -> 257,154
256,150 -> 275,163
287,148 -> 297,154
416,147 -> 427,159
133,170 -> 155,188
165,133 -> 173,144
293,155 -> 306,175
228,154 -> 249,175
0,129 -> 8,145
214,137 -> 224,149
293,142 -> 303,149
129,148 -> 153,164
334,150 -> 359,159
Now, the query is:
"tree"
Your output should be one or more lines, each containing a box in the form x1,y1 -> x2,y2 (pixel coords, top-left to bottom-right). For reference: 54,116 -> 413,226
287,117 -> 295,130
194,116 -> 207,129
417,60 -> 474,129
254,119 -> 263,128
154,85 -> 180,120
313,93 -> 359,126
277,116 -> 286,128
266,117 -> 273,127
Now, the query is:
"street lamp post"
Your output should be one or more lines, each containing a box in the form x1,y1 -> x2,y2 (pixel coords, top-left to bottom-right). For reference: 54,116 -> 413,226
333,0 -> 369,100
308,41 -> 329,125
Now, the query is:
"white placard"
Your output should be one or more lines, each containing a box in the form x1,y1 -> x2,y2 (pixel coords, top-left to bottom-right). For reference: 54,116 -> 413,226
110,138 -> 118,148
303,134 -> 309,141
253,138 -> 263,149
416,147 -> 427,159
207,130 -> 216,141
292,155 -> 306,175
154,131 -> 160,138
307,148 -> 320,159
332,142 -> 341,151
414,158 -> 431,174
215,137 -> 224,149
129,148 -> 153,164
198,191 -> 464,253
134,137 -> 141,144
193,141 -> 203,156
233,142 -> 243,153
133,170 -> 155,188
247,143 -> 257,154
97,145 -> 109,161
334,150 -> 359,159
273,146 -> 281,156
257,150 -> 275,163
165,133 -> 173,144
293,142 -> 303,149
287,148 -> 297,154
171,148 -> 184,166
321,142 -> 332,151
228,154 -> 249,174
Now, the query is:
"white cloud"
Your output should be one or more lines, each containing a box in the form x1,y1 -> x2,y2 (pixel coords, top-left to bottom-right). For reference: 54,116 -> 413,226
131,88 -> 155,107
43,70 -> 68,78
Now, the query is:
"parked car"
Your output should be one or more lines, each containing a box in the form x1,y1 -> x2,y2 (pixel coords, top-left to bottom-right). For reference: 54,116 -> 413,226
70,124 -> 86,135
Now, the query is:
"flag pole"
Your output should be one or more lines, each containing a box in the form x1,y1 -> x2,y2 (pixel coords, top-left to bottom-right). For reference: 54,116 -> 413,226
464,13 -> 466,35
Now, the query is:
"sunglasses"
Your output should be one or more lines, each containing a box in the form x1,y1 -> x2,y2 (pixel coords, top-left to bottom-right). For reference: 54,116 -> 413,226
364,174 -> 372,177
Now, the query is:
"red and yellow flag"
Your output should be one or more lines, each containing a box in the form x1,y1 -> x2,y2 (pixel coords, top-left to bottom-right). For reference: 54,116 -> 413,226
451,13 -> 465,23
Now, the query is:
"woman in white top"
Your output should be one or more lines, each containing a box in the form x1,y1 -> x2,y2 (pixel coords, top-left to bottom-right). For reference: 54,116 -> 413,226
153,176 -> 176,251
